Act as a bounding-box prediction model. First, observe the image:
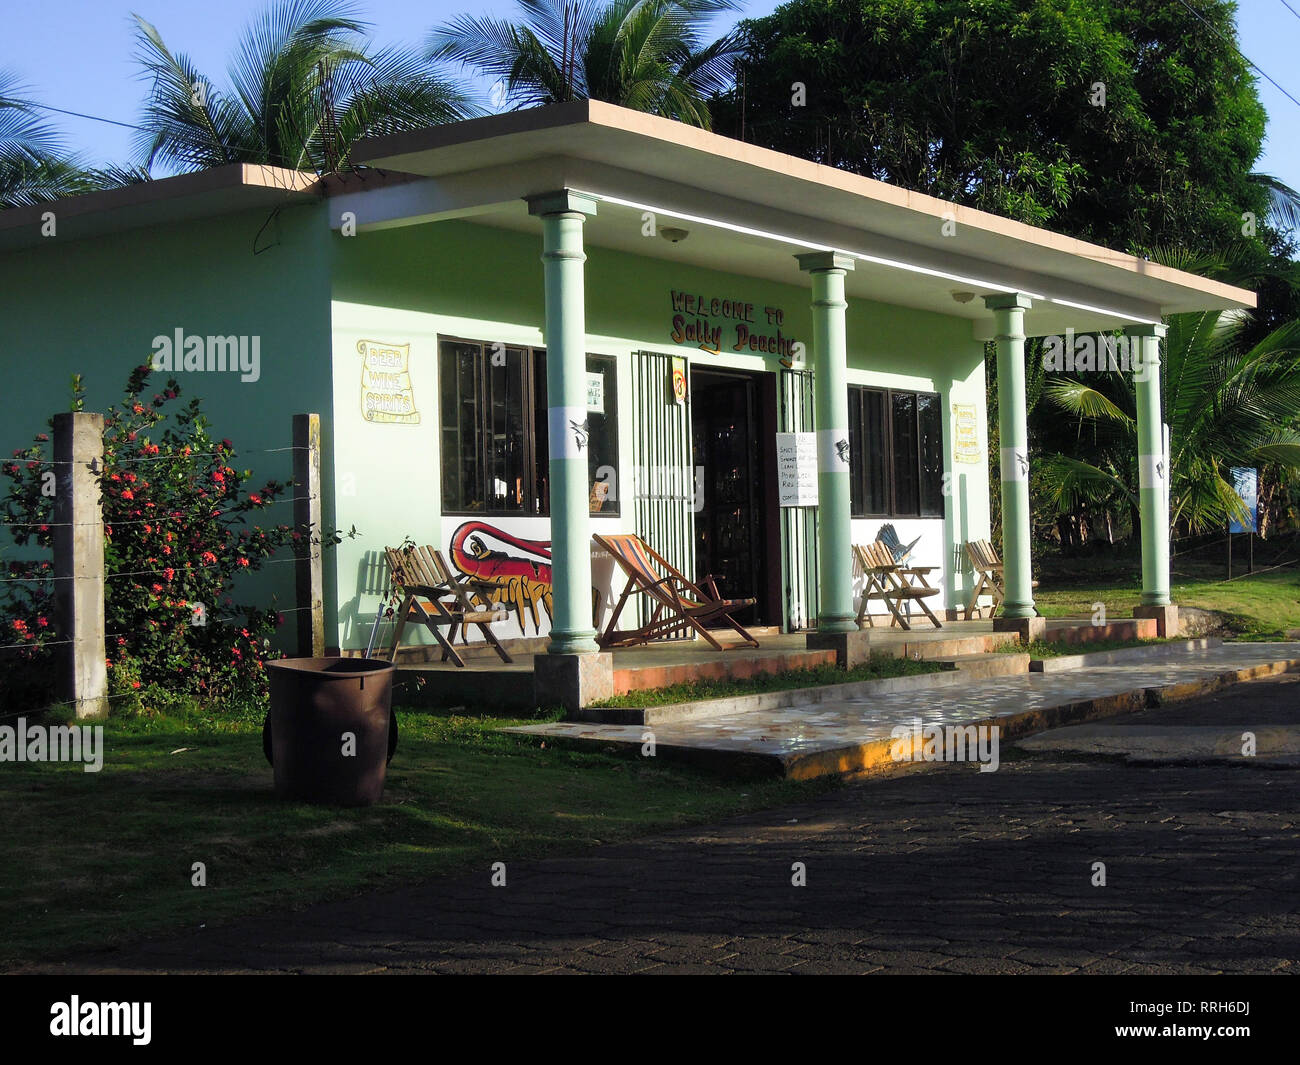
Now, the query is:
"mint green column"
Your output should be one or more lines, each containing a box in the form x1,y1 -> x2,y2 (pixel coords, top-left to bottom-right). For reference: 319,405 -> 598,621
528,191 -> 599,654
984,293 -> 1036,618
797,252 -> 856,632
1126,323 -> 1170,607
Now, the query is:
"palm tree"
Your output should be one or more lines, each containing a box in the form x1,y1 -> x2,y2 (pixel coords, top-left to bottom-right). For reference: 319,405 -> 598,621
1039,246 -> 1300,536
133,0 -> 477,176
428,0 -> 740,129
1251,173 -> 1300,237
0,70 -> 91,208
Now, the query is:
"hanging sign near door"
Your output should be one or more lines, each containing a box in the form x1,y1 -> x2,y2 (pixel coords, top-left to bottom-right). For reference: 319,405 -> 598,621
776,432 -> 819,506
670,356 -> 688,404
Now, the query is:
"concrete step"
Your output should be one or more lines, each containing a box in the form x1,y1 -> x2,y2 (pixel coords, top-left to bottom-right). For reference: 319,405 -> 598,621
931,652 -> 1030,678
1031,637 -> 1222,673
577,664 -> 969,727
1042,618 -> 1158,644
611,647 -> 836,696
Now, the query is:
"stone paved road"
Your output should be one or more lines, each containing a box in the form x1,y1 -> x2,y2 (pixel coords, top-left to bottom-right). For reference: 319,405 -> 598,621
28,674 -> 1300,975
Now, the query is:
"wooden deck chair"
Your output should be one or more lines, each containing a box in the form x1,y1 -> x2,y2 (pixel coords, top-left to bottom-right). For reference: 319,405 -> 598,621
384,545 -> 513,666
876,522 -> 922,565
963,539 -> 1039,619
852,541 -> 943,631
593,533 -> 760,650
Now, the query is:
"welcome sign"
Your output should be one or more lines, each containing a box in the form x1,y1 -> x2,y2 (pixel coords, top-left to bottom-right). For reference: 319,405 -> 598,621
668,290 -> 802,366
357,339 -> 420,424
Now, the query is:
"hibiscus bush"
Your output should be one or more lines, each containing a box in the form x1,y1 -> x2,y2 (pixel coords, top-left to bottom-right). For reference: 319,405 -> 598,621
1,365 -> 301,715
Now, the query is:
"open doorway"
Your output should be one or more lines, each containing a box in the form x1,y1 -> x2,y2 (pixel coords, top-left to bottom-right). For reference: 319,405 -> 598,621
690,367 -> 780,626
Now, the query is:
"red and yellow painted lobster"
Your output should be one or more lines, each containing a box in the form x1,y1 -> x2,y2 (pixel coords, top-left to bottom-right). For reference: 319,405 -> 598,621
449,521 -> 553,635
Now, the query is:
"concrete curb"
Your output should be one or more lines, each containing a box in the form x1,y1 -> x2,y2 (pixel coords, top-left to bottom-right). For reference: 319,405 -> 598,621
576,664 -> 967,726
520,655 -> 1300,780
1029,637 -> 1222,673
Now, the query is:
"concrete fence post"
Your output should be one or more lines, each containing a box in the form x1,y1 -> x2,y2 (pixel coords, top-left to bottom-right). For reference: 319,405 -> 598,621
52,411 -> 108,719
293,413 -> 324,657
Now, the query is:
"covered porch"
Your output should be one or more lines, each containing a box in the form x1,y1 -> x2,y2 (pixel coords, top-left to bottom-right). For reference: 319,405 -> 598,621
337,100 -> 1255,711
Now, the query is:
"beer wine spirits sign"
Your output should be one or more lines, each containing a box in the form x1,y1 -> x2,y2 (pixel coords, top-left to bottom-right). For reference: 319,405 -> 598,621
357,339 -> 420,424
668,290 -> 802,367
952,403 -> 981,464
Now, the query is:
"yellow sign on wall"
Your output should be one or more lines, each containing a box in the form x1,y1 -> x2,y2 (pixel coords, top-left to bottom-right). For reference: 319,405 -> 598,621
357,339 -> 420,424
952,403 -> 981,464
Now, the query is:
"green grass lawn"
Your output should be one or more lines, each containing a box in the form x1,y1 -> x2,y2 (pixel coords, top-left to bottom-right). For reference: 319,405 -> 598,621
0,706 -> 831,969
1034,565 -> 1300,639
592,654 -> 944,708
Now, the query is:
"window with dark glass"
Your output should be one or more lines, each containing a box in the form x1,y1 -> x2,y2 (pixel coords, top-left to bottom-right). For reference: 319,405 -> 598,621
848,385 -> 945,518
438,337 -> 619,516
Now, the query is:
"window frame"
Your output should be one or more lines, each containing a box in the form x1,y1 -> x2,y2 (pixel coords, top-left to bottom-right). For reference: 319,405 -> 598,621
437,335 -> 620,518
847,384 -> 946,520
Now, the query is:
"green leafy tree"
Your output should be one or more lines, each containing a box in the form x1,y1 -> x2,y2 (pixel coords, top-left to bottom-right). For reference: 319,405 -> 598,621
719,0 -> 1269,248
133,0 -> 476,175
428,0 -> 741,128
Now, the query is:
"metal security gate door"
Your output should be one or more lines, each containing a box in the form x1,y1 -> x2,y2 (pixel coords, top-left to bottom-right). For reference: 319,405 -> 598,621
631,351 -> 695,638
780,368 -> 818,631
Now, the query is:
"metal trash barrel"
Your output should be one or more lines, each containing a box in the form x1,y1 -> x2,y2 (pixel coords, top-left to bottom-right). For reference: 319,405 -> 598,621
263,657 -> 398,807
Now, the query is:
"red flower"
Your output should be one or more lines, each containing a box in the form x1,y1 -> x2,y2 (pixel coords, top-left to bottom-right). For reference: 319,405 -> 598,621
212,471 -> 225,484
163,568 -> 175,581
121,489 -> 134,501
132,680 -> 141,689
237,557 -> 249,567
201,551 -> 217,565
36,617 -> 48,628
249,494 -> 262,505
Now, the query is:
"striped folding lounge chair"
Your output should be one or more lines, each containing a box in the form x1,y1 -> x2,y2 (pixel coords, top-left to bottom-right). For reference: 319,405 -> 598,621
592,533 -> 760,651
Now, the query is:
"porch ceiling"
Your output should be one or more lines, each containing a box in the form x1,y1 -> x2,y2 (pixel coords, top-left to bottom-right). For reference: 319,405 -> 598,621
351,100 -> 1257,341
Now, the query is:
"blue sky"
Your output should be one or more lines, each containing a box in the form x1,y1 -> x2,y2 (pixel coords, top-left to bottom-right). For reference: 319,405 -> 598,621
6,0 -> 1300,191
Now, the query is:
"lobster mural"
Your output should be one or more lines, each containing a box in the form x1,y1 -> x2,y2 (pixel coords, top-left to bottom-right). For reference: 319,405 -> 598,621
449,521 -> 553,634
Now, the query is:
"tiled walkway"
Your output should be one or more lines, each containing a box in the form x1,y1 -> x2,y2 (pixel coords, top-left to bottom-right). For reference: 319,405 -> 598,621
507,643 -> 1300,772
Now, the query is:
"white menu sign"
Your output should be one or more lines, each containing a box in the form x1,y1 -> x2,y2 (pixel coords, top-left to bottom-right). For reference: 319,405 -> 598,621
776,432 -> 819,506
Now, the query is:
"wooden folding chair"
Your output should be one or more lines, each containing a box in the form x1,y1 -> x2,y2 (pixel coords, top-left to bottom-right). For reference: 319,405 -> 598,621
963,539 -> 1039,619
593,533 -> 760,650
853,542 -> 943,631
384,545 -> 513,666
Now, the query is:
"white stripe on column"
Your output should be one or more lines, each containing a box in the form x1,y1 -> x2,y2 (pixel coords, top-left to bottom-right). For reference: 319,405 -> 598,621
817,428 -> 851,473
548,405 -> 589,461
1000,446 -> 1029,483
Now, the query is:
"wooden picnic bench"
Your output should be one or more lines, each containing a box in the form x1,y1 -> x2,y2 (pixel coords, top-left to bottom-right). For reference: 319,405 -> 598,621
853,541 -> 943,630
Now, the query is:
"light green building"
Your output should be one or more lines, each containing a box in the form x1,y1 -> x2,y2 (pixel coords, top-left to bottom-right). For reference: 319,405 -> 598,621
0,101 -> 1254,676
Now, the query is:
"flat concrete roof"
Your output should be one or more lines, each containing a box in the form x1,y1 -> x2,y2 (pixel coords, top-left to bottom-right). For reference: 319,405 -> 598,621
0,164 -> 323,252
351,100 -> 1256,338
0,101 -> 1255,340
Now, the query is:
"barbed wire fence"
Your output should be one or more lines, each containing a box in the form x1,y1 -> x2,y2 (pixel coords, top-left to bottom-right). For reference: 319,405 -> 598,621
0,411 -> 324,719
